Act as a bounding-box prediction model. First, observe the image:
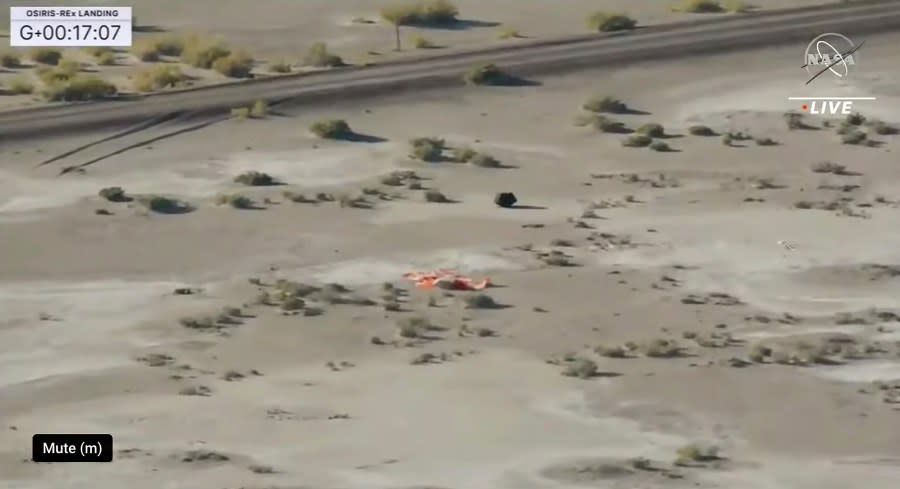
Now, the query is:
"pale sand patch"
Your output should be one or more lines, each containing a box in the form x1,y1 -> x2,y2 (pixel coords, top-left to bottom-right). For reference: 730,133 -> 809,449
739,324 -> 868,340
813,361 -> 900,383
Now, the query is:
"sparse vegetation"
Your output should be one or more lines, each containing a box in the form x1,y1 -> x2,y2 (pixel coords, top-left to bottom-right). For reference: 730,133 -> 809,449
755,137 -> 778,146
379,0 -> 460,27
424,189 -> 451,203
396,315 -> 432,339
181,38 -> 231,69
673,0 -> 724,12
583,95 -> 629,114
841,130 -> 867,145
470,152 -> 501,168
410,136 -> 445,161
250,99 -> 268,118
98,186 -> 130,202
132,65 -> 187,92
498,26 -> 522,39
212,51 -> 254,78
562,357 -> 599,379
463,63 -> 512,86
310,119 -> 353,139
42,76 -> 117,101
1,51 -> 21,68
7,76 -> 34,94
688,125 -> 716,136
586,12 -> 638,32
674,444 -> 720,466
29,47 -> 62,65
622,134 -> 653,147
410,34 -> 435,49
636,122 -> 666,138
641,338 -> 683,358
811,161 -> 847,174
867,119 -> 898,135
649,140 -> 671,152
463,293 -> 498,309
269,60 -> 292,73
96,51 -> 117,66
234,171 -> 277,186
215,193 -> 255,209
138,195 -> 192,214
303,42 -> 343,67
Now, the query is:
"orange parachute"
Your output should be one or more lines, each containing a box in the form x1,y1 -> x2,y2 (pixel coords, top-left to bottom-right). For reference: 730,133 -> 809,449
402,269 -> 490,291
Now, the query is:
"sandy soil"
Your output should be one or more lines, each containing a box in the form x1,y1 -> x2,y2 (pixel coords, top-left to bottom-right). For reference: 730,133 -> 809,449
0,0 -> 840,109
2,29 -> 900,489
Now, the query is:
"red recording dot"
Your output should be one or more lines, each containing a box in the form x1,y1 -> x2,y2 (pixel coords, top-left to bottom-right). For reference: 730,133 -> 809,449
801,104 -> 808,110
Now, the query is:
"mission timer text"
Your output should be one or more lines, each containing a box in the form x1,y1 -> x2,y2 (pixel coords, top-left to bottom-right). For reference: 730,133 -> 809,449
9,6 -> 132,47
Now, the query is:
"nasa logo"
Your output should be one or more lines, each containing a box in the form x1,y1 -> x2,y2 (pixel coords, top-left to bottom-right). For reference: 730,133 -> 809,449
802,32 -> 860,85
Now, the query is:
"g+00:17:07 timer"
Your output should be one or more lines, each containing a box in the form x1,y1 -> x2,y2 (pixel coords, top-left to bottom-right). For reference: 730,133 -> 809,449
18,23 -> 123,42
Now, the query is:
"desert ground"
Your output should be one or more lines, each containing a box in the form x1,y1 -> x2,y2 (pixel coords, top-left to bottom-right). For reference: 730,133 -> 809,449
0,0 -> 846,110
2,27 -> 900,489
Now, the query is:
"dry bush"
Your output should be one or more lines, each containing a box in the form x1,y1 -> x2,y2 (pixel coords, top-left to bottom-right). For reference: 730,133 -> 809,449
463,293 -> 498,309
841,130 -> 867,145
688,124 -> 716,136
310,119 -> 352,139
562,358 -> 599,378
269,60 -> 292,73
641,338 -> 683,358
636,123 -> 665,138
380,0 -> 460,26
451,146 -> 477,162
755,137 -> 778,146
396,316 -> 432,338
181,37 -> 231,68
215,193 -> 255,209
845,112 -> 866,126
595,344 -> 629,358
586,12 -> 637,32
96,51 -> 117,66
132,65 -> 186,92
98,186 -> 130,202
29,47 -> 62,65
622,134 -> 653,147
498,26 -> 522,39
409,136 -> 444,161
234,171 -> 277,186
42,76 -> 117,101
674,444 -> 720,466
7,76 -> 34,94
867,119 -> 897,135
1,51 -> 21,68
583,95 -> 629,114
410,34 -> 435,49
649,140 -> 671,152
138,195 -> 193,214
463,63 -> 511,85
231,107 -> 251,119
303,42 -> 343,67
673,0 -> 724,12
424,189 -> 451,203
213,51 -> 254,78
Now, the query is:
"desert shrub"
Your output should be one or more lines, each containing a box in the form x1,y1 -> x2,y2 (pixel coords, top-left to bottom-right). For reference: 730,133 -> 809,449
867,119 -> 897,135
96,51 -> 117,66
649,141 -> 671,151
755,137 -> 777,146
215,193 -> 254,209
641,338 -> 682,358
303,42 -> 343,67
841,130 -> 867,145
688,125 -> 716,136
673,0 -> 724,12
153,35 -> 186,56
675,444 -> 719,465
396,316 -> 431,338
463,293 -> 498,309
562,358 -> 599,378
56,59 -> 82,77
8,76 -> 34,94
29,48 -> 62,65
131,39 -> 161,62
591,115 -> 628,133
138,195 -> 192,214
234,171 -> 277,186
463,63 -> 511,85
132,65 -> 186,92
622,134 -> 652,147
1,51 -> 21,68
380,0 -> 459,26
213,51 -> 254,78
470,152 -> 501,168
784,112 -> 815,130
42,76 -> 117,101
583,95 -> 628,114
98,186 -> 130,202
498,26 -> 521,39
410,137 -> 444,161
310,119 -> 352,139
636,122 -> 665,138
84,46 -> 113,58
249,100 -> 268,118
231,107 -> 250,118
595,344 -> 629,358
410,34 -> 435,49
586,12 -> 637,32
424,190 -> 451,203
721,133 -> 733,146
845,112 -> 866,126
181,39 -> 230,68
269,60 -> 292,73
452,146 -> 477,162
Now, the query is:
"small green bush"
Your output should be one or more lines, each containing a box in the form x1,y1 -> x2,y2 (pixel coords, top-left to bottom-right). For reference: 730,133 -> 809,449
410,34 -> 435,49
1,51 -> 21,68
583,95 -> 628,114
498,26 -> 522,39
380,0 -> 459,26
29,48 -> 62,65
424,189 -> 451,203
303,42 -> 343,67
234,170 -> 277,186
845,112 -> 866,126
132,65 -> 186,92
249,100 -> 267,118
42,76 -> 117,101
636,122 -> 665,138
622,134 -> 652,147
138,195 -> 192,214
590,115 -> 628,133
586,12 -> 637,32
410,137 -> 444,161
212,52 -> 254,78
673,0 -> 725,13
181,40 -> 230,69
755,137 -> 778,146
470,152 -> 501,168
98,186 -> 130,202
310,119 -> 352,139
649,140 -> 671,151
687,125 -> 715,136
96,51 -> 117,66
562,358 -> 599,378
841,130 -> 867,145
463,63 -> 511,85
215,193 -> 255,209
8,76 -> 34,94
